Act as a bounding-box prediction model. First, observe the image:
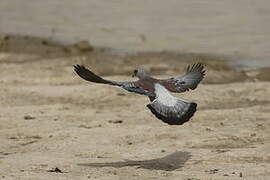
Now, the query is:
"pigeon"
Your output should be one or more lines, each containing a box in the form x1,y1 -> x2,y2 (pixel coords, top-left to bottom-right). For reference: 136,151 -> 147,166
73,63 -> 205,125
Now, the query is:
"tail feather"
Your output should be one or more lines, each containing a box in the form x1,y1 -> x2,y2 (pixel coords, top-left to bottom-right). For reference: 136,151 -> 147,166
147,99 -> 197,125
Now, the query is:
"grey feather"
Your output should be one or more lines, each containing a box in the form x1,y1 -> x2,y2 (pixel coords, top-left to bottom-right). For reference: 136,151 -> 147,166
161,63 -> 205,93
122,85 -> 155,97
74,64 -> 153,96
146,83 -> 197,125
147,99 -> 196,125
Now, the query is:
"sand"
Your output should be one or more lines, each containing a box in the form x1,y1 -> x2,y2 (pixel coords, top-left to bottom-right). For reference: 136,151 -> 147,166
0,37 -> 270,180
1,1 -> 270,179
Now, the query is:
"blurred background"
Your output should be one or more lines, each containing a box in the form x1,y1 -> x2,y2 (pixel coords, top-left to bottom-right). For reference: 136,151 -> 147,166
1,0 -> 270,68
1,1 -> 270,179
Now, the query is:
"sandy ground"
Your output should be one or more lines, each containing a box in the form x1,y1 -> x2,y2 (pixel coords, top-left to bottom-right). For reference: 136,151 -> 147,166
0,38 -> 270,180
1,1 -> 270,179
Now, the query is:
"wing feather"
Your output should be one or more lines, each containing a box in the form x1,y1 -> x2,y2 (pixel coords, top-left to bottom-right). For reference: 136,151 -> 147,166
160,63 -> 206,93
74,64 -> 121,85
73,64 -> 153,96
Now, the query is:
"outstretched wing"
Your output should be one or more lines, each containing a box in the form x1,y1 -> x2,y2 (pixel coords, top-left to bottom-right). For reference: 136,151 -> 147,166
74,64 -> 121,86
147,83 -> 197,125
160,63 -> 205,93
73,64 -> 154,97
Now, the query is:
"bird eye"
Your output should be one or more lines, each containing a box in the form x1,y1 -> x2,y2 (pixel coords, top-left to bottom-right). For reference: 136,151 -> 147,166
134,69 -> 138,74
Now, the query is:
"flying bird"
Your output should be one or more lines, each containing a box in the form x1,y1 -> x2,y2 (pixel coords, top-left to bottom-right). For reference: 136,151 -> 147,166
73,63 -> 205,125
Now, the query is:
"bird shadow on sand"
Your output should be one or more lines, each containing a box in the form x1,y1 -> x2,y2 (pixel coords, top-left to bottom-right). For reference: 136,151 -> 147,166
77,151 -> 191,171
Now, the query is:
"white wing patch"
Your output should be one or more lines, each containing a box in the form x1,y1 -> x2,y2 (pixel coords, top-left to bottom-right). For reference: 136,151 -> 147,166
154,83 -> 177,106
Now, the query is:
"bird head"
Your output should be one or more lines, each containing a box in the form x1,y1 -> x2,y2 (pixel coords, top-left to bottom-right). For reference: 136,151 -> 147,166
132,68 -> 147,78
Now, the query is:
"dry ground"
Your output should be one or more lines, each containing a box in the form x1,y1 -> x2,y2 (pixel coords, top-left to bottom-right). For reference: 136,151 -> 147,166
0,38 -> 270,180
